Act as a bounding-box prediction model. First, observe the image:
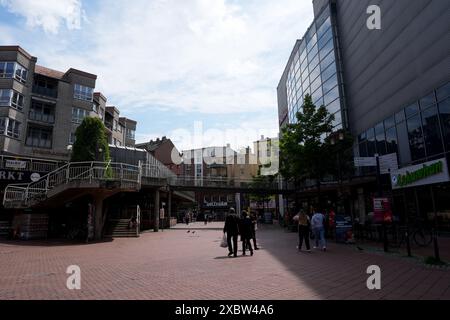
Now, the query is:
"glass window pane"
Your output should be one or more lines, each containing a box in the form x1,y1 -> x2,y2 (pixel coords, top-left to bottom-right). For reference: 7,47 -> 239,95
319,38 -> 334,60
321,62 -> 336,83
405,102 -> 419,118
323,85 -> 339,105
436,82 -> 450,101
320,51 -> 335,71
406,114 -> 426,161
318,28 -> 333,50
366,127 -> 376,156
421,105 -> 443,156
395,109 -> 405,123
317,17 -> 331,40
438,97 -> 450,151
332,111 -> 342,127
385,127 -> 398,154
375,122 -> 386,155
384,115 -> 395,129
322,76 -> 337,95
419,93 -> 436,109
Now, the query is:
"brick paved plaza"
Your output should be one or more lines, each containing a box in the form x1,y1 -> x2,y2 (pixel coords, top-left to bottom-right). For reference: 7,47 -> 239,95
0,223 -> 449,300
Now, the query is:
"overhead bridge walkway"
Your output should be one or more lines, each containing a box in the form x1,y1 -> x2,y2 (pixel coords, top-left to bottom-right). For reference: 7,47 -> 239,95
3,161 -> 288,209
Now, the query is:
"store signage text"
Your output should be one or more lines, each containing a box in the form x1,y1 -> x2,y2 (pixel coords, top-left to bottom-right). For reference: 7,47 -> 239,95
0,170 -> 26,181
390,158 -> 449,189
5,160 -> 27,169
205,201 -> 228,207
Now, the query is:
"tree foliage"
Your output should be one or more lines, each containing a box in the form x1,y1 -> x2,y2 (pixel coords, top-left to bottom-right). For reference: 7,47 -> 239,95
71,117 -> 111,163
279,94 -> 354,189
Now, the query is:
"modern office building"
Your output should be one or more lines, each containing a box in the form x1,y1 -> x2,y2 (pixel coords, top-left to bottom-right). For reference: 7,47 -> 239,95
277,0 -> 450,230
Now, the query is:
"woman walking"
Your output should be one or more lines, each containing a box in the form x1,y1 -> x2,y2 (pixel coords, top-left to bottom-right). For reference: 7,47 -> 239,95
297,210 -> 311,252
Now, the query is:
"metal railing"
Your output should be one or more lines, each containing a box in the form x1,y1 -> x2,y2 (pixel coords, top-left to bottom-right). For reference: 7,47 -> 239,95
0,155 -> 59,172
3,161 -> 140,207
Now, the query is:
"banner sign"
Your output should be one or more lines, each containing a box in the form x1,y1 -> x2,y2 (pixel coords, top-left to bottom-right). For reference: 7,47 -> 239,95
354,157 -> 376,167
5,160 -> 27,169
0,170 -> 42,183
390,158 -> 449,189
335,215 -> 353,243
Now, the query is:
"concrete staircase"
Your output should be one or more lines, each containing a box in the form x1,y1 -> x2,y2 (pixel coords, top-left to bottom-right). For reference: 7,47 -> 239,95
104,219 -> 139,238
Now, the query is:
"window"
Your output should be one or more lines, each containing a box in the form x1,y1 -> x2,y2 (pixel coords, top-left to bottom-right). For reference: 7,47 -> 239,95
14,63 -> 28,83
436,82 -> 450,101
321,61 -> 336,83
375,122 -> 386,155
126,128 -> 135,140
385,127 -> 398,154
0,62 -> 15,78
92,102 -> 99,113
322,76 -> 337,95
438,97 -> 450,151
320,51 -> 335,72
113,120 -> 118,131
405,102 -> 419,118
326,97 -> 340,114
309,64 -> 321,83
310,76 -> 322,95
406,114 -> 426,161
384,115 -> 395,129
72,107 -> 90,124
317,17 -> 331,40
309,53 -> 320,71
421,105 -> 444,156
73,84 -> 94,101
0,89 -> 24,110
419,93 -> 436,109
69,132 -> 76,145
395,109 -> 405,123
0,89 -> 12,106
26,126 -> 52,148
11,91 -> 24,110
366,127 -> 376,156
30,100 -> 55,123
319,39 -> 334,60
318,28 -> 333,50
118,124 -> 123,133
0,118 -> 21,138
323,85 -> 339,106
332,111 -> 342,128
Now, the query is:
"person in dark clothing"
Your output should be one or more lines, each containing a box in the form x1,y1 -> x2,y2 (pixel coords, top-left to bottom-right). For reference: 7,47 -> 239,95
297,210 -> 311,252
239,211 -> 254,256
250,212 -> 259,250
223,211 -> 239,257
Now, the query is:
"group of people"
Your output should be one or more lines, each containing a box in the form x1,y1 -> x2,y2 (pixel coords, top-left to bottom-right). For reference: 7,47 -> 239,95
295,207 -> 329,252
223,209 -> 259,257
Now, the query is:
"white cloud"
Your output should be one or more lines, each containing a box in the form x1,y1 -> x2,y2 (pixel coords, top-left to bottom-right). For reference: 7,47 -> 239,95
0,0 -> 83,34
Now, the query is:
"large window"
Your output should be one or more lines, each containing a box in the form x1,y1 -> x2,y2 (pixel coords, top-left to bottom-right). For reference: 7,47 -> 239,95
29,100 -> 55,123
14,63 -> 28,83
72,107 -> 90,124
74,84 -> 94,101
0,89 -> 24,111
438,97 -> 450,151
385,126 -> 398,154
126,128 -> 135,140
421,105 -> 444,156
26,126 -> 52,148
0,117 -> 20,138
406,114 -> 426,161
366,127 -> 376,156
0,62 -> 15,78
375,122 -> 386,155
436,82 -> 450,102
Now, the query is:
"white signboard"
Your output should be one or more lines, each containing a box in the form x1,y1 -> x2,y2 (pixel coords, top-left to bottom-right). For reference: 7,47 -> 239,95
205,201 -> 228,207
5,160 -> 27,169
390,158 -> 449,190
379,153 -> 398,174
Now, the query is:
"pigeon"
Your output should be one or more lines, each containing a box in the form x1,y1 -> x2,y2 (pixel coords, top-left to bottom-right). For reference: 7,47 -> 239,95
187,230 -> 190,233
357,246 -> 364,251
192,231 -> 196,234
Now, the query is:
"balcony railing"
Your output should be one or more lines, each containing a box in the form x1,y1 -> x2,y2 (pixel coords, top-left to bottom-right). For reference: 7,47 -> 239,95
32,86 -> 58,99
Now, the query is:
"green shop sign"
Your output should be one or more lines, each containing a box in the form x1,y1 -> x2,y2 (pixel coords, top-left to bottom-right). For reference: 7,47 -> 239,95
396,162 -> 442,187
391,158 -> 449,189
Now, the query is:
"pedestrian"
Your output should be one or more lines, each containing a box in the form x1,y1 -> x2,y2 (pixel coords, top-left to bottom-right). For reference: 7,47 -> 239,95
297,210 -> 311,252
239,211 -> 254,256
204,213 -> 208,225
250,211 -> 259,250
311,207 -> 326,251
328,208 -> 336,240
223,209 -> 239,257
185,211 -> 190,225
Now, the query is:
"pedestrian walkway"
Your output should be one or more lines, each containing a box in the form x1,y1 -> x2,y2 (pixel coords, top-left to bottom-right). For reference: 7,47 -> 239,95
171,221 -> 224,230
0,224 -> 448,299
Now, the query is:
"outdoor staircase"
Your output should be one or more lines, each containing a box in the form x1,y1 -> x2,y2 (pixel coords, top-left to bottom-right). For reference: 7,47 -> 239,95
103,219 -> 139,238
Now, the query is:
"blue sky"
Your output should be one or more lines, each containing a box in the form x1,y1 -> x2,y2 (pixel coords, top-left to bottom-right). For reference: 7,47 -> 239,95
0,0 -> 313,151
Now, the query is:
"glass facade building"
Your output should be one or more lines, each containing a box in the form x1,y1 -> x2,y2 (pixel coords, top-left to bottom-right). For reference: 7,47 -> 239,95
284,5 -> 345,130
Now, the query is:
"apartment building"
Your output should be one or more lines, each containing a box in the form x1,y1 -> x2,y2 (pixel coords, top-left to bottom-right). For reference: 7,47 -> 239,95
0,46 -> 137,162
136,136 -> 183,175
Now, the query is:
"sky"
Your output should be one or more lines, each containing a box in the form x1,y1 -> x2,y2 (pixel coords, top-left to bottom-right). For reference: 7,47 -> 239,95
0,0 -> 314,151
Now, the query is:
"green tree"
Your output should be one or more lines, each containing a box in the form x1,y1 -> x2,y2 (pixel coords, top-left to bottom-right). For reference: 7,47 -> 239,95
71,117 -> 111,163
279,94 -> 335,200
249,166 -> 277,214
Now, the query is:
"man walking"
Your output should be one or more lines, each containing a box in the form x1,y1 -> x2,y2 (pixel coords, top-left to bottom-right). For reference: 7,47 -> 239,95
239,211 -> 254,256
311,207 -> 326,251
223,209 -> 239,257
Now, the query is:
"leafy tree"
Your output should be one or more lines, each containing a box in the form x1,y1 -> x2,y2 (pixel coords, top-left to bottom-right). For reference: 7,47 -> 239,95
249,166 -> 277,214
71,116 -> 111,163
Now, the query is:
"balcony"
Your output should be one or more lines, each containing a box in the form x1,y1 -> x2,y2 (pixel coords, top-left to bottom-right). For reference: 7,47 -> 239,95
32,85 -> 58,99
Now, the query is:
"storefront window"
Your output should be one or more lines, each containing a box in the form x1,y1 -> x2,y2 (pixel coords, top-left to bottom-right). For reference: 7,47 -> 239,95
396,121 -> 412,165
366,127 -> 376,156
375,122 -> 386,155
405,102 -> 419,118
385,126 -> 398,154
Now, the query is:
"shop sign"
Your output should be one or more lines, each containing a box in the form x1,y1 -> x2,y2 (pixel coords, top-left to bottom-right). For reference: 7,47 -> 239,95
204,201 -> 228,208
5,160 -> 27,169
354,156 -> 377,167
335,215 -> 353,243
390,158 -> 449,189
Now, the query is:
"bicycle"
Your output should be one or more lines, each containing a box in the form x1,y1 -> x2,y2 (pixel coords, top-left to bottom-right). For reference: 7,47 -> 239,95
388,223 -> 433,248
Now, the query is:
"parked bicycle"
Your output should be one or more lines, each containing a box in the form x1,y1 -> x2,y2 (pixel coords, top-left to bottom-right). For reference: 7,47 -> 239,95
389,220 -> 433,248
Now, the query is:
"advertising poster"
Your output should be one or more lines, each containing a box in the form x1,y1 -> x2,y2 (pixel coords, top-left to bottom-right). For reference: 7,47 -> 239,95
335,215 -> 353,243
373,198 -> 392,223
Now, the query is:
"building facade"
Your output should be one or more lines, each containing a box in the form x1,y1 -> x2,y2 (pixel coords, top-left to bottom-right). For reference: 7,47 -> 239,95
136,136 -> 183,175
277,0 -> 450,230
